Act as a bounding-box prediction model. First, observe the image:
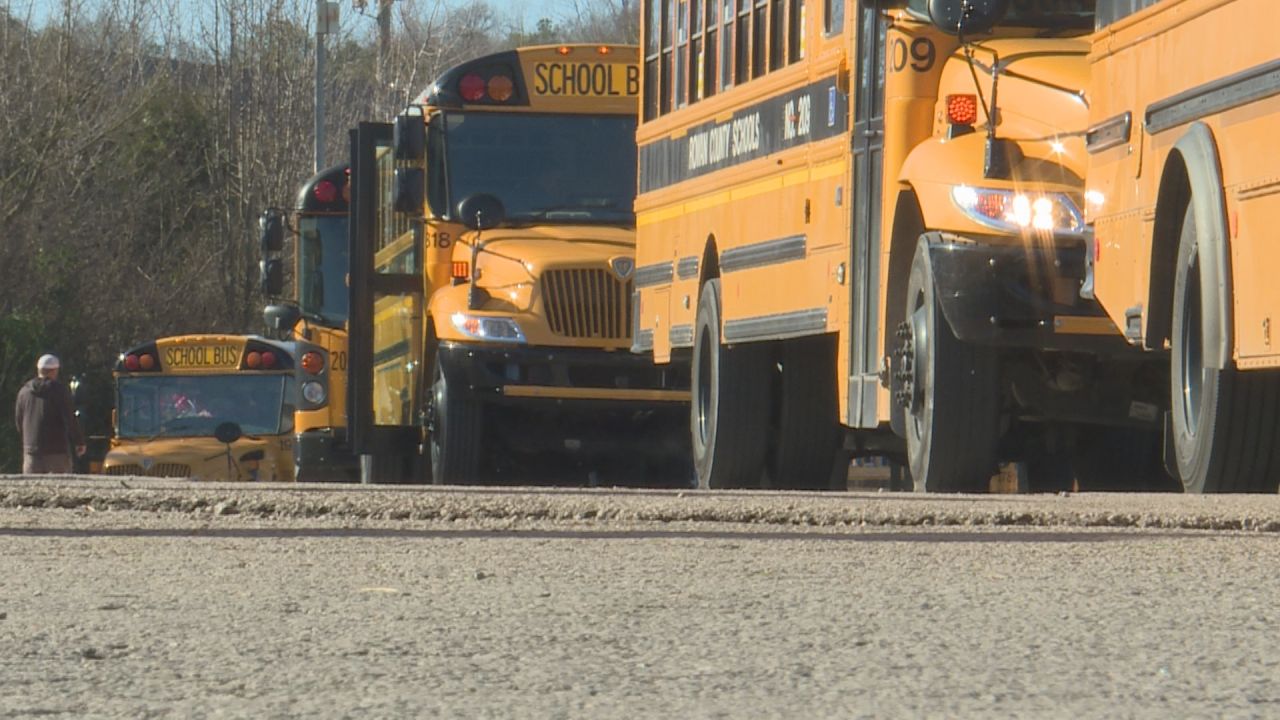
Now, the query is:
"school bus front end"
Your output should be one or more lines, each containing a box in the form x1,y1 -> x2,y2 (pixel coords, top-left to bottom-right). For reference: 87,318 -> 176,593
102,336 -> 328,483
261,164 -> 359,482
349,45 -> 689,485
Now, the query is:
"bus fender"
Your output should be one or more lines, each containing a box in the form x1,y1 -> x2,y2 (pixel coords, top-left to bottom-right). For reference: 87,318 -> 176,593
1161,122 -> 1232,370
896,134 -> 991,232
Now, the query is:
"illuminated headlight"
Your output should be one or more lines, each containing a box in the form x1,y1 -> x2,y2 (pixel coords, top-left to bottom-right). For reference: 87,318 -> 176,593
952,186 -> 1084,234
302,381 -> 327,405
451,312 -> 527,343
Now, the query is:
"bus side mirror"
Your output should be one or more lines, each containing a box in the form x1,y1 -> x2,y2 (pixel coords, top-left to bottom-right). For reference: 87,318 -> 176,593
260,209 -> 285,254
394,168 -> 425,215
260,258 -> 284,297
394,114 -> 426,162
264,303 -> 302,337
456,193 -> 505,231
927,0 -> 1007,35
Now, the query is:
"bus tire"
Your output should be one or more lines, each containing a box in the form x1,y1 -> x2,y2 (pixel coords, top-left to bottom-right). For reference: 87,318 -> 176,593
691,278 -> 770,489
429,353 -> 483,485
1169,204 -> 1280,493
901,239 -> 999,493
771,334 -> 843,490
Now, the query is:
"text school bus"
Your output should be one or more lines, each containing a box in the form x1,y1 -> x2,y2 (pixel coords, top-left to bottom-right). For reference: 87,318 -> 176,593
1086,0 -> 1280,492
260,164 -> 358,482
348,44 -> 689,485
102,335 -> 330,482
632,0 -> 1172,492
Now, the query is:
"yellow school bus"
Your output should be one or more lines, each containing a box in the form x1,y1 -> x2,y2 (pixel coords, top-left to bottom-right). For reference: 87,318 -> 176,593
1087,0 -> 1280,492
102,335 -> 330,482
348,44 -> 689,485
632,0 -> 1167,492
259,165 -> 357,482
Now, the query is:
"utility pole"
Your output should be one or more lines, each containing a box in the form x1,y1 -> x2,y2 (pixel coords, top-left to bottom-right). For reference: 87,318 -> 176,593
315,1 -> 338,172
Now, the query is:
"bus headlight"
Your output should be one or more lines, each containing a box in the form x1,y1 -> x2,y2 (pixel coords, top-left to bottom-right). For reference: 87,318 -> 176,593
951,186 -> 1084,234
302,381 -> 327,405
451,312 -> 527,343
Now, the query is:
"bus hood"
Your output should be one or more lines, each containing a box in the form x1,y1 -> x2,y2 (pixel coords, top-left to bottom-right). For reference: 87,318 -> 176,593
455,224 -> 635,287
937,36 -> 1090,141
103,437 -> 289,482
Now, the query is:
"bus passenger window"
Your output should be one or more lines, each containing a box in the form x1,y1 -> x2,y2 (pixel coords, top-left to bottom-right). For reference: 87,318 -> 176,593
752,0 -> 767,78
704,0 -> 718,98
644,0 -> 661,119
735,0 -> 750,83
769,0 -> 785,71
721,0 -> 734,89
789,0 -> 804,62
676,0 -> 688,107
661,0 -> 674,114
824,0 -> 842,35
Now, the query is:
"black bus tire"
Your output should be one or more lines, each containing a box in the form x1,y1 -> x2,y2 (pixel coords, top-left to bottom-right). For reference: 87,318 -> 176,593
1169,204 -> 1280,493
429,354 -> 484,485
902,240 -> 999,493
691,278 -> 770,489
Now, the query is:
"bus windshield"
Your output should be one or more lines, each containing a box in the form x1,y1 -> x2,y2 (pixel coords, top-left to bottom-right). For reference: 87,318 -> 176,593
117,374 -> 294,439
440,112 -> 637,226
298,214 -> 349,325
907,0 -> 1095,31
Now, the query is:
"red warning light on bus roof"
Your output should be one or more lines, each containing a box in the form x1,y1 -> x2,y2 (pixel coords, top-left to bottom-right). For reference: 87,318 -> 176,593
459,73 -> 486,102
315,180 -> 338,203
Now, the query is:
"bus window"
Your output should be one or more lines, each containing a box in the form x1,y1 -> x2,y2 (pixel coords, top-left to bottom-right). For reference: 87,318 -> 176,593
703,0 -> 718,98
788,0 -> 804,63
752,0 -> 767,78
720,0 -> 734,89
824,0 -> 841,35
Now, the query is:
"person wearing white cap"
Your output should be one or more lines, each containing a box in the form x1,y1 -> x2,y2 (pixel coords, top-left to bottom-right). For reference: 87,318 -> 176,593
13,354 -> 85,474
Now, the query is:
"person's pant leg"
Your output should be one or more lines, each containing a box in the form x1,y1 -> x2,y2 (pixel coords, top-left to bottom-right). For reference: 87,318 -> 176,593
25,453 -> 72,474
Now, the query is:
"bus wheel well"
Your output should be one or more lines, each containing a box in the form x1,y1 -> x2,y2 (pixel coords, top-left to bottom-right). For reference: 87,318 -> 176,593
699,236 -> 720,287
1147,153 -> 1192,352
885,189 -> 926,339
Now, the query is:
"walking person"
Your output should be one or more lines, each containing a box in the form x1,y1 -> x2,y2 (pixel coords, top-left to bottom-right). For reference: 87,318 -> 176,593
13,354 -> 85,474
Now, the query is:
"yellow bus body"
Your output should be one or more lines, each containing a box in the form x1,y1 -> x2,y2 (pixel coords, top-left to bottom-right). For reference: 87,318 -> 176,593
1086,0 -> 1280,492
635,2 -> 1126,491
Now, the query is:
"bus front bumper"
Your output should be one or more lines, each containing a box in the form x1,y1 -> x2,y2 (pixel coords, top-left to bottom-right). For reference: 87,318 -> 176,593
924,231 -> 1129,354
437,341 -> 690,407
294,428 -> 360,483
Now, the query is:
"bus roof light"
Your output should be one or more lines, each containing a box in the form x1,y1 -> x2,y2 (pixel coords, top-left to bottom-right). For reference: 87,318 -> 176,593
946,94 -> 978,126
301,351 -> 324,375
459,73 -> 486,102
315,180 -> 338,203
557,46 -> 572,55
245,351 -> 262,369
597,46 -> 611,55
261,351 -> 277,369
139,353 -> 156,371
124,354 -> 140,371
488,75 -> 514,102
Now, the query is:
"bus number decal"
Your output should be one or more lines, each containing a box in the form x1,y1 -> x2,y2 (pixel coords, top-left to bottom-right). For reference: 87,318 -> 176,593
434,231 -> 452,249
890,37 -> 936,73
533,63 -> 640,97
783,95 -> 813,141
331,351 -> 348,372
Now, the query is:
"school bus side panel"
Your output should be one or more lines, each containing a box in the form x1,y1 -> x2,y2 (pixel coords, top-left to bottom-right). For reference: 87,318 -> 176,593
1089,0 -> 1280,367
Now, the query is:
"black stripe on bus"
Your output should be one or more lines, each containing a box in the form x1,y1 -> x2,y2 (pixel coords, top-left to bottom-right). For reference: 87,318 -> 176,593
1146,57 -> 1280,135
635,261 -> 675,288
723,308 -> 827,343
676,256 -> 700,280
720,235 -> 806,273
639,77 -> 849,193
669,324 -> 694,348
1085,111 -> 1131,154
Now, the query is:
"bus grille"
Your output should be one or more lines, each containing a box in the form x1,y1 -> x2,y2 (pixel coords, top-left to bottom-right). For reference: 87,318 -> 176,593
542,269 -> 632,340
105,463 -> 192,478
